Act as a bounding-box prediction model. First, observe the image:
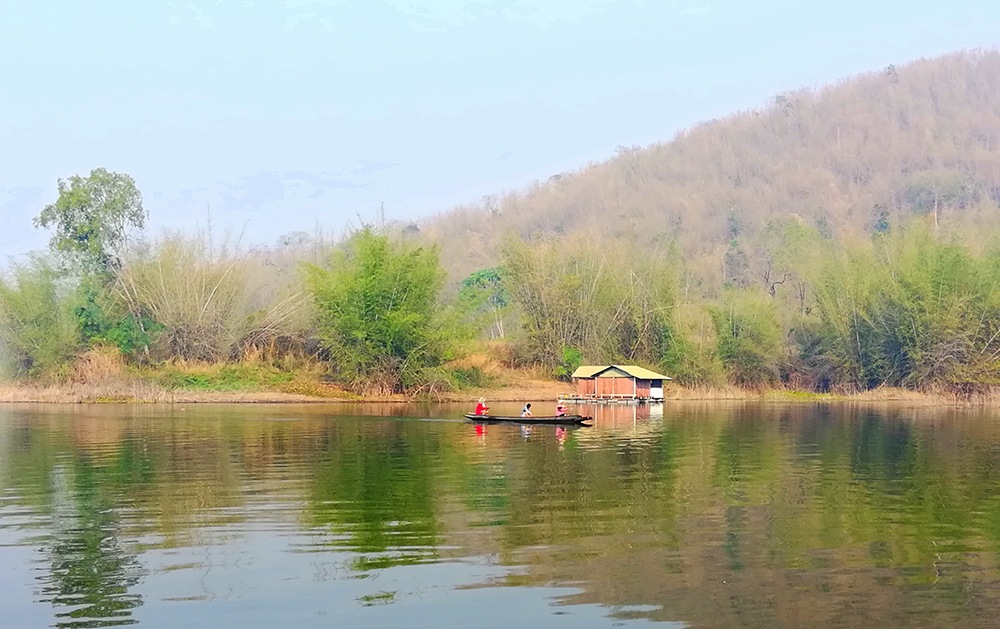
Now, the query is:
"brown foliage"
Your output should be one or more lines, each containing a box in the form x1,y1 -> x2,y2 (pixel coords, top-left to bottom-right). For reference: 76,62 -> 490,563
68,345 -> 127,385
422,50 -> 1000,291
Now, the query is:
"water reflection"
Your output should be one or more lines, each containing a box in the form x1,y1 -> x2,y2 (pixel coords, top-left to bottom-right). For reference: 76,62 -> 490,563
42,460 -> 144,628
2,403 -> 1000,627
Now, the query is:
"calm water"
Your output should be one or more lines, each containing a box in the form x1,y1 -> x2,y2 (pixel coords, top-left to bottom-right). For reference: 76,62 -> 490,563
3,402 -> 1000,628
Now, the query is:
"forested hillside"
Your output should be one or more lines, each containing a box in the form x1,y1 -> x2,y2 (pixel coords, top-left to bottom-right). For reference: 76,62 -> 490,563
416,50 -> 1000,394
425,50 -> 1000,289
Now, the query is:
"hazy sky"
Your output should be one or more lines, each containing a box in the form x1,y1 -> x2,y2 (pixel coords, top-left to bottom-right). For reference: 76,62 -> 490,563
2,0 -> 998,257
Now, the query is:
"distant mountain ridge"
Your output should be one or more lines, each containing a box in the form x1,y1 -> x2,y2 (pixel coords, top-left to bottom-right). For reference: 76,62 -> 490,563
422,49 -> 1000,285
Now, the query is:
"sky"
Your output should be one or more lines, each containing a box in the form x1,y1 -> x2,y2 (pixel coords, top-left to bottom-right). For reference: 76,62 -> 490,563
1,0 -> 998,258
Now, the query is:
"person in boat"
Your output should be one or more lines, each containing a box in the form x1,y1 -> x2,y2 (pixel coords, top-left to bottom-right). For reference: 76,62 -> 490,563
521,403 -> 533,417
555,403 -> 567,417
474,397 -> 490,416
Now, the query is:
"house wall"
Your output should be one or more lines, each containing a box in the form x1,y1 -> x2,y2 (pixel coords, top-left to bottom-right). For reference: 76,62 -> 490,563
575,375 -> 665,399
596,377 -> 635,397
636,380 -> 651,398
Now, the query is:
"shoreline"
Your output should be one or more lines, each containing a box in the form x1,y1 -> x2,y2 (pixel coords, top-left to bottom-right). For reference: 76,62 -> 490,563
0,381 -> 987,407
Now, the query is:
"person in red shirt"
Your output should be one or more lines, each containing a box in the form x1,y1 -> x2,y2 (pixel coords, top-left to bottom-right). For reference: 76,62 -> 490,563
474,397 -> 490,416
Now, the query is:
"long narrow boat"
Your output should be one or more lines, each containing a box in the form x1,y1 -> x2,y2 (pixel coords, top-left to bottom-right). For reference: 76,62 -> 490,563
464,413 -> 592,425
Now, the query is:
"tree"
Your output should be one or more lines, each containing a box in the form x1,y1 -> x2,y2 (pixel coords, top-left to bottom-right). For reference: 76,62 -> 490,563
34,168 -> 146,273
306,227 -> 448,395
723,240 -> 750,288
458,267 -> 508,338
902,169 -> 974,229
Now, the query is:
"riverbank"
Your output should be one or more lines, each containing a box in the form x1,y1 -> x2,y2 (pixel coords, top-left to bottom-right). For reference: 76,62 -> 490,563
0,378 -> 981,406
1,344 -> 985,406
0,375 -> 569,404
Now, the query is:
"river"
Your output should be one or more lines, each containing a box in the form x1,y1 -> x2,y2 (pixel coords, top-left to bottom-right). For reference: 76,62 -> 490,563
2,401 -> 1000,628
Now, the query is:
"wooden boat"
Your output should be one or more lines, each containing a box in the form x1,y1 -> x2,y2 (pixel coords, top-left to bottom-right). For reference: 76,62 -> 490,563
464,413 -> 592,425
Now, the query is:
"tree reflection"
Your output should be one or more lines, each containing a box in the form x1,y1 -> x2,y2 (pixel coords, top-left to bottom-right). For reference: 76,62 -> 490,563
307,421 -> 441,571
42,456 -> 143,628
6,405 -> 1000,626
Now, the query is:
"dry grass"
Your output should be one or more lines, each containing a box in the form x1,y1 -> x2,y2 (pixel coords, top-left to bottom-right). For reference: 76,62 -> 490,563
437,343 -> 566,402
68,345 -> 127,384
667,384 -> 762,400
0,379 -> 169,403
0,382 -> 983,406
276,380 -> 359,400
0,380 -> 365,404
668,384 -> 983,406
0,350 -> 353,403
448,378 -> 566,403
441,352 -> 504,379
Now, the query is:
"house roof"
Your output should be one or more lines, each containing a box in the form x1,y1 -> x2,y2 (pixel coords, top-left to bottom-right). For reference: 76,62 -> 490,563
571,365 -> 673,380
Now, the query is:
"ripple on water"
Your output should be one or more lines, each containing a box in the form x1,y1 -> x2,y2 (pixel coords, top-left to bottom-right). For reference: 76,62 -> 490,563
4,405 -> 1000,627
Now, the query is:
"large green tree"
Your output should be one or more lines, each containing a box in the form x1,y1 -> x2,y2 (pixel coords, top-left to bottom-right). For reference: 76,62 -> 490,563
32,169 -> 152,357
34,168 -> 146,273
306,227 -> 448,395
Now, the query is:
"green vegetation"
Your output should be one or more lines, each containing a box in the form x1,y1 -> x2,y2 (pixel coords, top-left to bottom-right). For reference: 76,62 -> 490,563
154,363 -> 296,392
33,167 -> 146,274
5,51 -> 1000,397
709,289 -> 782,388
499,235 -> 679,370
306,226 -> 461,395
457,266 -> 508,339
358,591 -> 398,606
0,257 -> 78,377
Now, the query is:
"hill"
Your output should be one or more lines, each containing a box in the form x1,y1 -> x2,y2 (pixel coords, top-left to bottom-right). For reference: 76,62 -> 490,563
421,50 -> 1000,288
402,50 -> 1000,394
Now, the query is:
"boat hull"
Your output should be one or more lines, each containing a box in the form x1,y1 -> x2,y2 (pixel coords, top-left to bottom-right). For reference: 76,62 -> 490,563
464,413 -> 592,425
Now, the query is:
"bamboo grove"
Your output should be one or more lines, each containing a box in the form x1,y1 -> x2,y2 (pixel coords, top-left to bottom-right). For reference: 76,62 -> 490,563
497,217 -> 1000,395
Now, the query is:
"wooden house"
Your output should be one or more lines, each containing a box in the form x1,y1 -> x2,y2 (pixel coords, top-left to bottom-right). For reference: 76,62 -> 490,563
568,365 -> 672,401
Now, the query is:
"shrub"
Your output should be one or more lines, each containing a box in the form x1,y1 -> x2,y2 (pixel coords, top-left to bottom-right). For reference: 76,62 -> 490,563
306,227 -> 450,395
115,230 -> 310,362
0,257 -> 79,377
